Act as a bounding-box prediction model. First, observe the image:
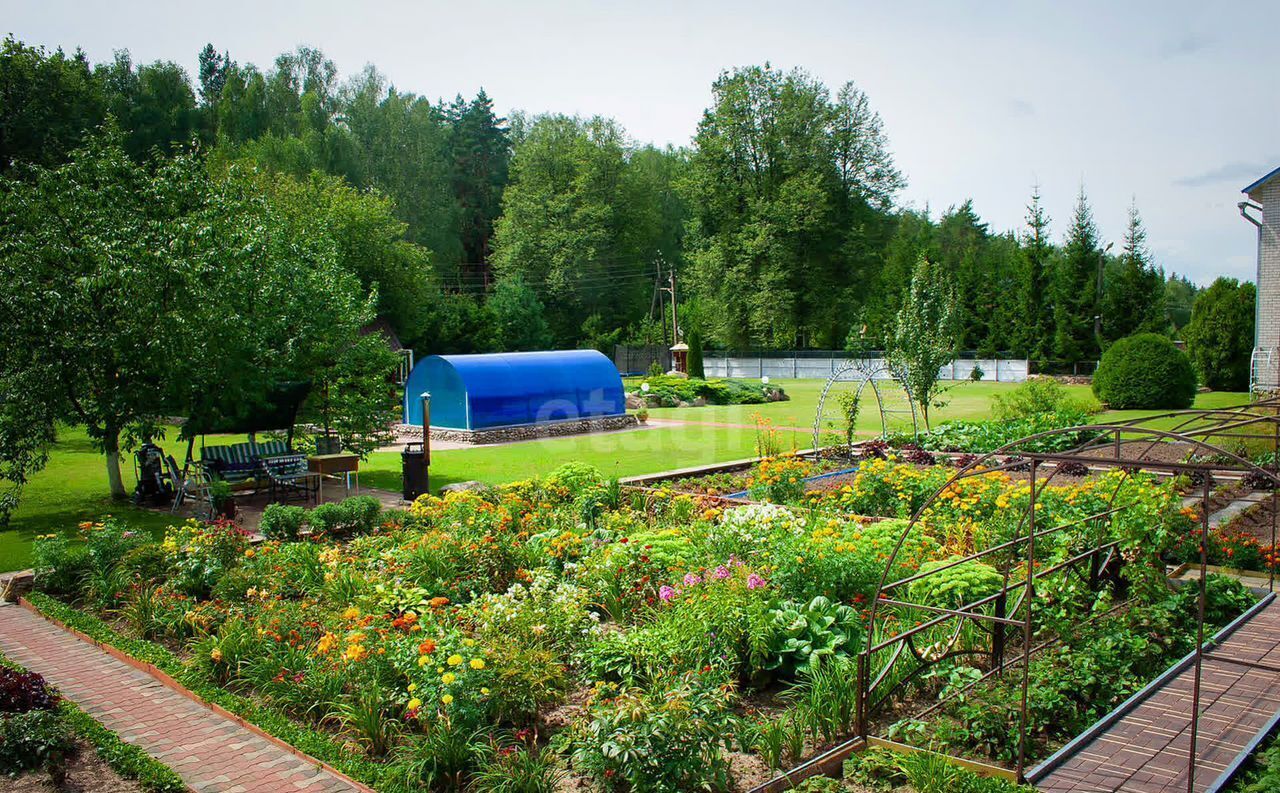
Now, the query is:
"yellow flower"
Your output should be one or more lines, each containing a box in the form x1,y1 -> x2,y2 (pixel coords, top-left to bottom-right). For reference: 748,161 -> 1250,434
316,632 -> 338,655
441,694 -> 454,705
244,548 -> 255,558
442,672 -> 457,684
480,687 -> 491,696
407,697 -> 422,710
469,658 -> 485,670
462,638 -> 477,648
418,656 -> 431,667
342,606 -> 361,620
447,654 -> 463,666
407,683 -> 417,692
210,648 -> 223,663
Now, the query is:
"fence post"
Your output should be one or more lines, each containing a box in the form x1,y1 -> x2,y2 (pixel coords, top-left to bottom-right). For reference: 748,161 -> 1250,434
992,589 -> 1007,672
855,651 -> 868,737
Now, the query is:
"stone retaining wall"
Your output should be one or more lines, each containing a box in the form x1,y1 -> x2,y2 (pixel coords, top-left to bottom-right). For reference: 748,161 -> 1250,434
397,414 -> 639,445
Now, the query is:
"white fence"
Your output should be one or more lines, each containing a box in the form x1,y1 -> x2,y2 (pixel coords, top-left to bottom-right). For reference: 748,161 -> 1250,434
703,354 -> 1029,383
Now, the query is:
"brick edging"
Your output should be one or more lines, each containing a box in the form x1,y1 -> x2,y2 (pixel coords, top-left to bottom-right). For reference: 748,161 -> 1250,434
17,597 -> 378,793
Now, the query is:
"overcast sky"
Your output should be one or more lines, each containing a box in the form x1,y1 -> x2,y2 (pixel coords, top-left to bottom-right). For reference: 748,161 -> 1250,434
5,0 -> 1277,285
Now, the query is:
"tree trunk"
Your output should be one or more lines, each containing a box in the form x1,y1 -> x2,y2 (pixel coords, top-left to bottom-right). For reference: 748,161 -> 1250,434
104,426 -> 127,500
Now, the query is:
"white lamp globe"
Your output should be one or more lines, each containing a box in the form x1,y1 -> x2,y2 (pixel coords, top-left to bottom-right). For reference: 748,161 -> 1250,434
761,375 -> 770,385
641,382 -> 650,393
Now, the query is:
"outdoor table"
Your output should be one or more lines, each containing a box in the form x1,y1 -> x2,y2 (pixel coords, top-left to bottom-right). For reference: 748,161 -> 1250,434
308,453 -> 359,501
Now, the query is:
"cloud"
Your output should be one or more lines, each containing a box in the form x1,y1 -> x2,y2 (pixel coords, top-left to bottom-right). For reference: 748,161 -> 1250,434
1175,161 -> 1277,188
1007,98 -> 1035,117
1160,32 -> 1212,58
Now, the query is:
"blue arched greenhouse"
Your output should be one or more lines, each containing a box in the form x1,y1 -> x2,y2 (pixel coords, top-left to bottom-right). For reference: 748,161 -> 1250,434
402,350 -> 627,430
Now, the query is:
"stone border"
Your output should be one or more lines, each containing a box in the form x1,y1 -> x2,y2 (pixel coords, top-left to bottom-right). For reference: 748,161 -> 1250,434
398,414 -> 639,445
16,597 -> 378,793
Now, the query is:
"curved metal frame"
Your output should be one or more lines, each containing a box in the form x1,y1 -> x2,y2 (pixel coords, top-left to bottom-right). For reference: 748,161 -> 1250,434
852,401 -> 1280,788
812,358 -> 919,452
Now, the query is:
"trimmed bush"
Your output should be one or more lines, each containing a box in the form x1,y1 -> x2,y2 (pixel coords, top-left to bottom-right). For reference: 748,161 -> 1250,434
1092,333 -> 1196,409
259,503 -> 306,540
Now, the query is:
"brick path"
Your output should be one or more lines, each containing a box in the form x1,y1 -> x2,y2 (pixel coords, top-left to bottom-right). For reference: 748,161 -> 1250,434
1031,594 -> 1280,792
0,603 -> 366,793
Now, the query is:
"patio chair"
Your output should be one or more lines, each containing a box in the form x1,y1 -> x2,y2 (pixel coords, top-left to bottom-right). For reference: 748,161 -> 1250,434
168,455 -> 215,521
257,453 -> 318,504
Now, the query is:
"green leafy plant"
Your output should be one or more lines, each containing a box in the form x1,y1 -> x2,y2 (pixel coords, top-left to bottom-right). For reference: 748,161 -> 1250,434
765,596 -> 860,677
566,672 -> 740,792
260,503 -> 307,540
908,557 -> 1004,610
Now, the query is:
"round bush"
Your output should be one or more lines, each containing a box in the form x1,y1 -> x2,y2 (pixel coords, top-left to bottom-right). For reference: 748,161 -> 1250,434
1092,333 -> 1196,409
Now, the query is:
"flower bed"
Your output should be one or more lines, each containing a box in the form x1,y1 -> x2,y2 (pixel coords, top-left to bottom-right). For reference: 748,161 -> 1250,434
26,458 -> 1209,791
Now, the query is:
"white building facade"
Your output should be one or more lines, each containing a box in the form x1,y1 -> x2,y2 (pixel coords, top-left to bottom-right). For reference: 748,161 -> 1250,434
1242,168 -> 1280,392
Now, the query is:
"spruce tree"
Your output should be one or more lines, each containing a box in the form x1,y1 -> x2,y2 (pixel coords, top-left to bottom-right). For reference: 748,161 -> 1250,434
1053,188 -> 1103,364
1101,202 -> 1165,343
1017,186 -> 1054,360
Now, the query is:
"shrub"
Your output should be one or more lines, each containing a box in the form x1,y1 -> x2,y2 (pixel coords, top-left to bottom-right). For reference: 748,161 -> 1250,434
543,462 -> 604,494
993,377 -> 1099,421
307,496 -> 381,537
908,557 -> 1004,609
0,709 -> 73,778
0,667 -> 58,712
31,532 -> 90,597
566,672 -> 740,791
1093,333 -> 1196,409
747,455 -> 813,504
260,503 -> 306,540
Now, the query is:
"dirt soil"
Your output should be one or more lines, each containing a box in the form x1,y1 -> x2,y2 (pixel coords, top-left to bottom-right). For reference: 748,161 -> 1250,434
0,739 -> 147,793
1225,497 -> 1280,545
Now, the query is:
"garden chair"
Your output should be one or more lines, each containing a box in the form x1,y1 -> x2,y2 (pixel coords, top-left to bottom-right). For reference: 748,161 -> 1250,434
168,455 -> 215,521
257,453 -> 318,505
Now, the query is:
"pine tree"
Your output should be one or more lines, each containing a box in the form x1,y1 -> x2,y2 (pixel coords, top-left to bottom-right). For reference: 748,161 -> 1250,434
1017,186 -> 1054,360
1101,202 -> 1165,343
1053,188 -> 1103,363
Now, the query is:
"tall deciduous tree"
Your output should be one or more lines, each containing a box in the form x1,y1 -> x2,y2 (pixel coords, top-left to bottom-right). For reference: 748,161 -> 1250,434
0,36 -> 104,173
1183,277 -> 1256,391
887,257 -> 957,428
0,131 -> 380,503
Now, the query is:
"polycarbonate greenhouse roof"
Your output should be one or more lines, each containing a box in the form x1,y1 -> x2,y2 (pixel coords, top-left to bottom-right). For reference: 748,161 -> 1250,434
402,350 -> 626,430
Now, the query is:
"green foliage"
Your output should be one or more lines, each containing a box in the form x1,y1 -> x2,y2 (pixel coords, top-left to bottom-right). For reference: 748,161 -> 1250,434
992,378 -> 1099,421
566,672 -> 740,792
56,701 -> 188,791
908,557 -> 1004,609
0,709 -> 73,778
845,746 -> 1033,792
259,503 -> 307,541
634,374 -> 780,406
1101,204 -> 1166,342
1093,333 -> 1196,409
765,596 -> 860,676
306,495 -> 382,537
485,275 -> 553,351
1184,277 -> 1255,391
543,462 -> 604,494
1054,189 -> 1104,362
906,410 -> 1099,454
687,331 -> 705,379
888,257 -> 958,428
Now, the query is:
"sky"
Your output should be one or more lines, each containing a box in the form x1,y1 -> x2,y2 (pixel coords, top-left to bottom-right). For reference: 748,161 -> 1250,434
5,0 -> 1277,285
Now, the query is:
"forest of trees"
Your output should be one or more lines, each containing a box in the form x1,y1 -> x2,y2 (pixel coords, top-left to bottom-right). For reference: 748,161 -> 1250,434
0,36 -> 1233,368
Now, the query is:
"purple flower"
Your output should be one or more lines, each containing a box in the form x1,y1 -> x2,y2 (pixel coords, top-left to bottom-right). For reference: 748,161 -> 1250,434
683,573 -> 703,587
659,585 -> 677,602
747,573 -> 766,590
713,565 -> 730,580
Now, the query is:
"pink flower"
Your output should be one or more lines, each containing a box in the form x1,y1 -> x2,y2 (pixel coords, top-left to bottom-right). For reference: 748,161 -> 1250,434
713,565 -> 730,580
659,585 -> 677,602
683,573 -> 703,587
747,573 -> 766,590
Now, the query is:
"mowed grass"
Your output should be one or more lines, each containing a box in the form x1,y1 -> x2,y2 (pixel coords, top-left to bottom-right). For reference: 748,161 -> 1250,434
0,381 -> 1250,572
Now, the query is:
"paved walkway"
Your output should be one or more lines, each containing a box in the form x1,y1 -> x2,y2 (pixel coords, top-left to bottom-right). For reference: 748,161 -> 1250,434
1030,594 -> 1280,792
0,604 -> 366,793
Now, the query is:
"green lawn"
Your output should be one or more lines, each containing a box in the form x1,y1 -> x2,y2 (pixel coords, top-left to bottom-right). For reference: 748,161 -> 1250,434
0,380 -> 1251,572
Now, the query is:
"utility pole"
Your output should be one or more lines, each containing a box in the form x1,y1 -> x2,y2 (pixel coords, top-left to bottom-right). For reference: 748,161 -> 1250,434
663,268 -> 680,343
656,259 -> 668,348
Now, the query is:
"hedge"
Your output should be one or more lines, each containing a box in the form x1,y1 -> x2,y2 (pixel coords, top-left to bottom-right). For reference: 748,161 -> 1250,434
1093,333 -> 1196,410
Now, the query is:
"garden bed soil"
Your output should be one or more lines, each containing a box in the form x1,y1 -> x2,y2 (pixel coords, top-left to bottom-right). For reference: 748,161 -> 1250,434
1224,496 -> 1280,546
0,738 -> 147,793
